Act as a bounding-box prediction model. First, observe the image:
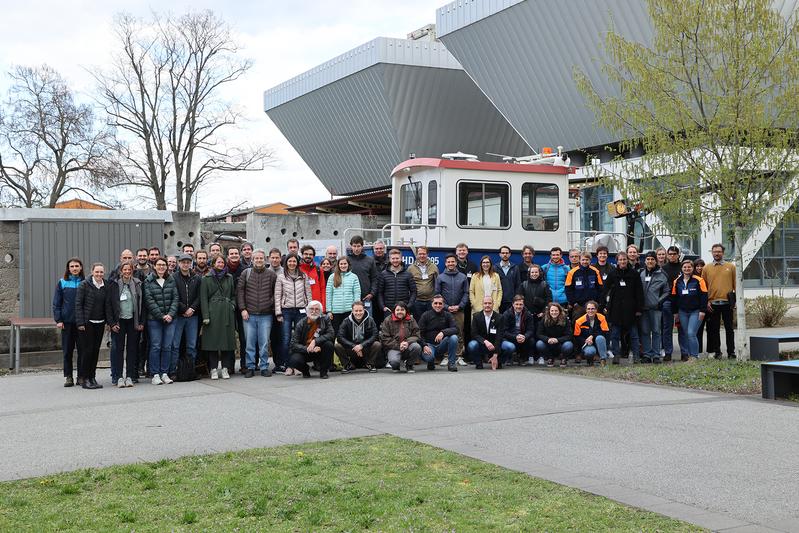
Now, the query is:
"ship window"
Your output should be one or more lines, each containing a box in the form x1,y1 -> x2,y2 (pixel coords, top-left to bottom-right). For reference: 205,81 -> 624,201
400,181 -> 422,226
522,183 -> 559,231
427,180 -> 437,225
457,181 -> 510,228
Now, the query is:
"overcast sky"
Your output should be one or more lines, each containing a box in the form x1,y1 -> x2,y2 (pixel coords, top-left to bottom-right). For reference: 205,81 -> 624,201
0,0 -> 437,215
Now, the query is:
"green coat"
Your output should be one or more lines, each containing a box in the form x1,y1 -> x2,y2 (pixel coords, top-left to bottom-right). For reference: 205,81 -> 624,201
200,272 -> 236,352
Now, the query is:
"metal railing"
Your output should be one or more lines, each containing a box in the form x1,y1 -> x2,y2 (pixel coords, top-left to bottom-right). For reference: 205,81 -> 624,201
568,230 -> 696,254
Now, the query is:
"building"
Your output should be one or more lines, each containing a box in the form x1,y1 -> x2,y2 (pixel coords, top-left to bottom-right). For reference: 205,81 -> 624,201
202,202 -> 293,223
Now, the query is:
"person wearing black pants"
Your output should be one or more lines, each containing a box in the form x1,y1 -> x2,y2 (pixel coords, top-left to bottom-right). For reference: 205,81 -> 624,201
109,262 -> 143,387
53,257 -> 84,387
288,301 -> 334,379
75,263 -> 113,389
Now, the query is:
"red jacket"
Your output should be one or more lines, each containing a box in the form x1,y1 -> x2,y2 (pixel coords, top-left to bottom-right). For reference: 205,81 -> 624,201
299,261 -> 326,308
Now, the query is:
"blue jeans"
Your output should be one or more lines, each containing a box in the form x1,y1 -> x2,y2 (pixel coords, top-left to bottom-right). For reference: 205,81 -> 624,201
640,309 -> 662,358
170,315 -> 198,373
279,308 -> 303,368
611,324 -> 640,359
678,310 -> 702,357
245,314 -> 272,370
467,339 -> 515,365
426,334 -> 459,365
535,340 -> 574,359
581,334 -> 608,360
148,319 -> 176,376
500,337 -> 534,360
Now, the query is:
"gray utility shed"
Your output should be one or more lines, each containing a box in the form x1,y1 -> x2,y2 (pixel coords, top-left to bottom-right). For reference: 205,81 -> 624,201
0,209 -> 171,319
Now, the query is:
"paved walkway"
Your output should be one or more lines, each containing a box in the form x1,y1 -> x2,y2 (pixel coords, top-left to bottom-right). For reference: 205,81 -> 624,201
2,368 -> 798,532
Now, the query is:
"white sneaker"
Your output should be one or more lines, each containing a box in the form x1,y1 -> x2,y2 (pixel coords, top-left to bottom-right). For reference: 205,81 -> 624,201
117,379 -> 125,389
125,377 -> 134,387
456,357 -> 467,366
527,357 -> 535,365
161,373 -> 173,385
537,357 -> 546,366
234,360 -> 241,373
660,349 -> 665,357
607,351 -> 615,359
210,369 -> 219,380
439,358 -> 449,366
385,361 -> 392,369
151,374 -> 163,385
220,368 -> 230,379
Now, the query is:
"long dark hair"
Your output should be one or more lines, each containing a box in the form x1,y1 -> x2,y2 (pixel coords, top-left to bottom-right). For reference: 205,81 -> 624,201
63,257 -> 84,281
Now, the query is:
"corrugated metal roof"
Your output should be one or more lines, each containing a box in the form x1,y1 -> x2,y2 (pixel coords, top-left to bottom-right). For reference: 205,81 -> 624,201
264,37 -> 462,111
265,62 -> 531,195
437,0 -> 523,37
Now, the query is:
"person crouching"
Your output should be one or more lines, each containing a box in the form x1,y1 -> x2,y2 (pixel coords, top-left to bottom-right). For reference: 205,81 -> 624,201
288,300 -> 334,379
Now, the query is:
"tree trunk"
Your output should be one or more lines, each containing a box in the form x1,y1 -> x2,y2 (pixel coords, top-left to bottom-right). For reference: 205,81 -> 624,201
733,226 -> 749,361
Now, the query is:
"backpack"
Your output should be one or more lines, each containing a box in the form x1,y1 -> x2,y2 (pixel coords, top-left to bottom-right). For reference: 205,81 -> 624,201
175,353 -> 198,382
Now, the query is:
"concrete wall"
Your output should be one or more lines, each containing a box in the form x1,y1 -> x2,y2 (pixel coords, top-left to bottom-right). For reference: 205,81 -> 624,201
163,211 -> 201,256
0,221 -> 20,326
246,213 -> 390,250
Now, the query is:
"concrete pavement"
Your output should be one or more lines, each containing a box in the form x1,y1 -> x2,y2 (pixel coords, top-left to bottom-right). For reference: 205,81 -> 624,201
2,367 -> 798,532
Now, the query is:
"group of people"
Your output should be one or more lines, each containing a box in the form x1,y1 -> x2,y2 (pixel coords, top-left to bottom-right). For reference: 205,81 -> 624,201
52,237 -> 737,389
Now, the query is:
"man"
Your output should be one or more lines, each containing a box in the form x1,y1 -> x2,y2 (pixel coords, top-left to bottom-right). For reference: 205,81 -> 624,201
267,247 -> 284,364
379,301 -> 422,373
515,245 -> 536,288
494,245 -> 519,313
418,295 -> 459,371
627,244 -> 642,272
594,246 -> 615,283
455,243 -> 479,359
467,296 -> 504,370
240,242 -> 254,269
148,247 -> 161,266
347,235 -> 378,317
661,245 -> 683,361
335,301 -> 382,372
166,255 -> 177,275
134,248 -> 152,282
170,254 -> 200,376
325,245 -> 338,263
268,248 -> 283,275
434,254 -> 469,366
376,248 -> 416,316
640,251 -> 670,363
541,247 -> 570,307
407,246 -> 439,321
193,250 -> 210,277
565,251 -> 604,318
237,249 -> 278,377
288,300 -> 334,379
286,238 -> 300,256
604,251 -> 644,362
208,242 -> 223,262
372,240 -> 388,272
702,243 -> 736,359
500,295 -> 535,366
568,248 -> 581,268
226,246 -> 248,371
182,243 -> 195,258
299,245 -> 326,305
109,249 -> 134,282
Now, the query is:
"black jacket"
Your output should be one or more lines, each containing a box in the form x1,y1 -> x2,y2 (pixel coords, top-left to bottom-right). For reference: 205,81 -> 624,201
75,279 -> 113,327
174,271 -> 201,315
337,314 -> 379,350
494,262 -> 519,306
605,266 -> 644,327
418,309 -> 458,345
536,319 -> 572,344
501,307 -> 536,342
517,278 -> 552,315
376,265 -> 417,311
470,311 -> 504,349
291,316 -> 335,354
347,252 -> 378,298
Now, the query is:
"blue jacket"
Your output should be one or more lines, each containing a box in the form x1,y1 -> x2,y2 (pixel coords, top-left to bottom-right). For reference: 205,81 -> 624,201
671,275 -> 708,313
434,269 -> 469,310
541,261 -> 570,305
564,265 -> 604,306
52,276 -> 82,324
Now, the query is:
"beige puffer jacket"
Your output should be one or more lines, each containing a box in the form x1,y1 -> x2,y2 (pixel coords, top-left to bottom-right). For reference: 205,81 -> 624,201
274,269 -> 313,315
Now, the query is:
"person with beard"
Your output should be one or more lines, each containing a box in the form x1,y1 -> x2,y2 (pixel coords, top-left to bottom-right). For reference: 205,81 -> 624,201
418,295 -> 459,371
500,295 -> 536,367
225,246 -> 247,373
134,248 -> 152,282
515,245 -> 536,288
661,246 -> 684,361
335,301 -> 382,372
494,245 -> 519,314
299,245 -> 326,306
237,249 -> 277,378
604,252 -> 644,363
379,302 -> 422,373
289,300 -> 335,379
201,255 -> 237,380
516,263 -> 552,365
193,250 -> 210,277
454,243 -> 478,361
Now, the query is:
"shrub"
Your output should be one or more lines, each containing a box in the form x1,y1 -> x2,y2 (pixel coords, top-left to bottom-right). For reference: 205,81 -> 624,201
747,295 -> 790,327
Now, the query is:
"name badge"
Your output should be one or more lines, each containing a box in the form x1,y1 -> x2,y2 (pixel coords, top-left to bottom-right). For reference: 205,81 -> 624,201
300,309 -> 307,314
314,331 -> 320,338
364,300 -> 372,308
645,277 -> 651,282
682,289 -> 689,295
575,280 -> 583,286
602,274 -> 607,280
619,280 -> 626,287
120,293 -> 128,301
467,273 -> 473,278
309,279 -> 316,285
422,273 -> 429,280
489,328 -> 497,334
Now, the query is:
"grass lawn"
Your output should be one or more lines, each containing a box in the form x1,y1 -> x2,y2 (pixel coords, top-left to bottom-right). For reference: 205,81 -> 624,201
0,435 -> 701,532
562,359 -> 762,394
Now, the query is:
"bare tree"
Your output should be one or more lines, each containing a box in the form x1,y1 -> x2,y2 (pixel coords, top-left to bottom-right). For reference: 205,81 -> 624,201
0,65 -> 111,207
95,11 -> 275,211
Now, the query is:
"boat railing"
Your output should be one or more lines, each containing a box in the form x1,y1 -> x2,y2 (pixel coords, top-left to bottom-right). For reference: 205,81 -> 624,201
380,223 -> 447,248
567,230 -> 628,252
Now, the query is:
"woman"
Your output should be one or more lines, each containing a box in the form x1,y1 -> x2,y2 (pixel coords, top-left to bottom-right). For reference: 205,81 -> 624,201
671,259 -> 707,361
108,261 -> 143,387
535,302 -> 573,368
75,263 -> 112,389
517,264 -> 552,318
320,257 -> 334,284
469,255 -> 502,310
326,256 -> 361,335
200,255 -> 237,379
53,258 -> 84,387
693,258 -> 707,355
573,301 -> 609,366
143,258 -> 178,385
275,253 -> 312,374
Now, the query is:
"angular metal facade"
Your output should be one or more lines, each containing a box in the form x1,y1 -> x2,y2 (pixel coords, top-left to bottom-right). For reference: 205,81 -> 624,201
264,37 -> 530,195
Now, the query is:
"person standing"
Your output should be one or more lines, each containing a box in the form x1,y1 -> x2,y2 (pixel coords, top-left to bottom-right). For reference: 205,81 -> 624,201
320,257 -> 334,284
166,255 -> 177,275
693,259 -> 707,354
469,256 -> 502,311
53,257 -> 84,387
134,248 -> 152,282
325,245 -> 339,264
661,246 -> 683,361
325,256 -> 361,335
372,240 -> 388,272
434,254 -> 469,366
573,301 -> 610,366
541,247 -> 570,307
143,258 -> 178,385
75,263 -> 113,389
240,242 -> 254,269
208,242 -> 223,262
568,248 -> 581,268
536,302 -> 573,368
594,246 -> 616,283
237,249 -> 278,378
226,246 -> 248,373
494,245 -> 519,314
170,254 -> 200,378
671,260 -> 708,361
379,302 -> 422,373
626,244 -> 642,272
335,301 -> 382,373
455,243 -> 479,360
467,296 -> 504,370
376,248 -> 416,315
108,249 -> 134,282
418,295 -> 459,371
407,246 -> 439,321
564,251 -> 603,319
108,262 -> 143,387
275,253 -> 312,373
148,247 -> 161,266
639,252 -> 670,363
604,252 -> 643,363
193,250 -> 210,277
201,255 -> 237,379
515,245 -> 536,288
299,245 -> 326,306
289,300 -> 335,379
347,235 -> 378,317
702,244 -> 737,359
500,295 -> 535,366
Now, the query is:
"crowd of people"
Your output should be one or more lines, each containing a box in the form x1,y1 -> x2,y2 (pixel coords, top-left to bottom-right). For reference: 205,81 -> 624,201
52,237 -> 737,389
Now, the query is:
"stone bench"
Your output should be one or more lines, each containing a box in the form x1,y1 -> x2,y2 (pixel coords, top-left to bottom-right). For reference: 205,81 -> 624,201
761,360 -> 799,400
749,334 -> 799,361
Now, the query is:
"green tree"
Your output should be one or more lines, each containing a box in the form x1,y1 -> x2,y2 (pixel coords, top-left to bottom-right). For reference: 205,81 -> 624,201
576,0 -> 799,360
